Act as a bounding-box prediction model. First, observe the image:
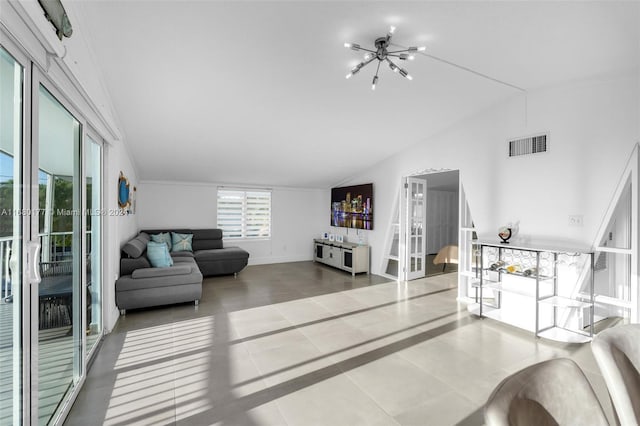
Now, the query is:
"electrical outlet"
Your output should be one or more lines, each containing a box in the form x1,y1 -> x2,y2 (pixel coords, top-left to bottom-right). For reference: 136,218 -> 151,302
568,215 -> 583,227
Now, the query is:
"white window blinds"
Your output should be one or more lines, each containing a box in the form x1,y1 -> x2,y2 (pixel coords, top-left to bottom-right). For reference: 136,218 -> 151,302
217,189 -> 271,239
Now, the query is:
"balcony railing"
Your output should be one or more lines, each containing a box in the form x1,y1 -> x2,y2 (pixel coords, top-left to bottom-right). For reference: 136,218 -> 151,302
0,231 -> 91,301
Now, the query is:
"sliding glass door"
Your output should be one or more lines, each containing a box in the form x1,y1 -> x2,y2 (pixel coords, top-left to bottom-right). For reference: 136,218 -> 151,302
0,45 -> 24,426
1,34 -> 105,425
34,83 -> 83,425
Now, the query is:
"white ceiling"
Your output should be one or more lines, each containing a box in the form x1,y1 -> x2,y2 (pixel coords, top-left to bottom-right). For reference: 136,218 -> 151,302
74,1 -> 639,189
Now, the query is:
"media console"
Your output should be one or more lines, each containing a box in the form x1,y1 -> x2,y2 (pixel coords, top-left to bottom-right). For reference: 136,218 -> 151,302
313,239 -> 369,276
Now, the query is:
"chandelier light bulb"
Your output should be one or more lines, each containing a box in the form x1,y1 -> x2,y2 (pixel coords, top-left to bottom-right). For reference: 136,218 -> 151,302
371,75 -> 378,90
364,53 -> 372,61
346,72 -> 353,79
344,42 -> 352,48
408,55 -> 415,61
399,68 -> 411,79
417,46 -> 426,52
389,26 -> 396,35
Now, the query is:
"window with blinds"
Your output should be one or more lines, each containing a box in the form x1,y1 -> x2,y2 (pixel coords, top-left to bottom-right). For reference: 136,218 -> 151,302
217,189 -> 271,239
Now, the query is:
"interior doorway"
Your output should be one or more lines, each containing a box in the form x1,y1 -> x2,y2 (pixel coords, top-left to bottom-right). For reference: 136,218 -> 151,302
399,170 -> 460,281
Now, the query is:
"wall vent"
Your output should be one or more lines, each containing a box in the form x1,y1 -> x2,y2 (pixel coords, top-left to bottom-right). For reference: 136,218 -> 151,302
508,134 -> 548,157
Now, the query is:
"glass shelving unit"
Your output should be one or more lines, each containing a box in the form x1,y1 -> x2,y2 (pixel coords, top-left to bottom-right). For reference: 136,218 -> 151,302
469,240 -> 595,343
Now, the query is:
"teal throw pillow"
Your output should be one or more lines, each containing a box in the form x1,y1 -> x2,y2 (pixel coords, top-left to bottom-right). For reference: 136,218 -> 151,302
151,232 -> 172,252
146,241 -> 173,268
171,232 -> 193,252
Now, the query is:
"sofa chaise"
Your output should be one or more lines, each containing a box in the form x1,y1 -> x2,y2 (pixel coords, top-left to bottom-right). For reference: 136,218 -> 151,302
115,228 -> 249,313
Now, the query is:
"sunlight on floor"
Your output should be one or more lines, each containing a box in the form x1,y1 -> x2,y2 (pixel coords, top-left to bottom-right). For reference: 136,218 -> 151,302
67,266 -> 613,426
102,276 -> 463,425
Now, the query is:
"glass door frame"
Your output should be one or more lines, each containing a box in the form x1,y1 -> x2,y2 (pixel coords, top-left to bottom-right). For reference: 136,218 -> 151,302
30,66 -> 88,426
0,34 -> 32,426
84,129 -> 104,362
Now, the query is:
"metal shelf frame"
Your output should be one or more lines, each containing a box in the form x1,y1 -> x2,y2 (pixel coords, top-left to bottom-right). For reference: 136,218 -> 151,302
477,241 -> 595,341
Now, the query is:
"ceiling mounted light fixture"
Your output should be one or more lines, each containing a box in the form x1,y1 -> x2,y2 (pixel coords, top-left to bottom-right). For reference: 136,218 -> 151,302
344,26 -> 425,90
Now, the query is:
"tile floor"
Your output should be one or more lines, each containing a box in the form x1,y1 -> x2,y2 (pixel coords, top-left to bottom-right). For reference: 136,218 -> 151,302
65,261 -> 615,426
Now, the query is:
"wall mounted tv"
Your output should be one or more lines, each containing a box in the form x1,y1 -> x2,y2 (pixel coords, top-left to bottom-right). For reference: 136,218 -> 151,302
331,183 -> 373,230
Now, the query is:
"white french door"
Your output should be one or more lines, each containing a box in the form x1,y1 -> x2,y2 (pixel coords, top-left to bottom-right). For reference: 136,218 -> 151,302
401,177 -> 427,281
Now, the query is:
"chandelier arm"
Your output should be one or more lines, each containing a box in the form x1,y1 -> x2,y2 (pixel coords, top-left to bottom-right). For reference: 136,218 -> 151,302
386,49 -> 411,54
357,47 -> 378,54
374,60 -> 381,77
362,56 -> 377,67
385,58 -> 400,68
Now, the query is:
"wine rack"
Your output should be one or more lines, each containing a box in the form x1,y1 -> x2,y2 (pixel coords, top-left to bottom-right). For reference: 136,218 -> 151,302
470,240 -> 595,343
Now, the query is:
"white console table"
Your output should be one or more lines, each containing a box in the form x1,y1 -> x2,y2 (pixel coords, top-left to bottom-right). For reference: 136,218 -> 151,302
313,239 -> 369,276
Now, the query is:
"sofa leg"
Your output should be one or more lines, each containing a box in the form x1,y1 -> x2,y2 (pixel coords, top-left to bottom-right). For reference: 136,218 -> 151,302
194,299 -> 199,306
120,309 -> 126,316
234,272 -> 238,278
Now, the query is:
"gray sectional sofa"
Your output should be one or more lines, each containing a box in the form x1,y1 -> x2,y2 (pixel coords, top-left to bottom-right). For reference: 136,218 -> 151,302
115,229 -> 249,313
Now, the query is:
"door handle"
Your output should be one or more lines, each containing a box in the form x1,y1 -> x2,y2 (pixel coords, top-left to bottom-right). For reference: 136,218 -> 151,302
27,241 -> 41,284
8,241 -> 18,279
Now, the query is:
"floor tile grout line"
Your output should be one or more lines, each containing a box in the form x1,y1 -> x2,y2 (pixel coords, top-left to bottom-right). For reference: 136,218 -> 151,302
230,287 -> 457,344
338,360 -> 406,425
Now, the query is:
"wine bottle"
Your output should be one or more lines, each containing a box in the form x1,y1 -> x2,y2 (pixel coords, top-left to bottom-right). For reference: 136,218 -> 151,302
506,264 -> 521,273
490,260 -> 506,270
522,267 -> 537,277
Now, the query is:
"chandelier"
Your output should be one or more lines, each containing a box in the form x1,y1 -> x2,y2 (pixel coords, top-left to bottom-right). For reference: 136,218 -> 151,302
344,26 -> 425,90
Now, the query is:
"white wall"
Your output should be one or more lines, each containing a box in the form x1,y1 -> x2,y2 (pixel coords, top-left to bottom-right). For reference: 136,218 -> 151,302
103,143 -> 138,331
137,181 -> 326,265
340,72 -> 640,276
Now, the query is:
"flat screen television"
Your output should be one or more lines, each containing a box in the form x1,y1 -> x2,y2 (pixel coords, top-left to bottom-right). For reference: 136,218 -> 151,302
331,183 -> 373,230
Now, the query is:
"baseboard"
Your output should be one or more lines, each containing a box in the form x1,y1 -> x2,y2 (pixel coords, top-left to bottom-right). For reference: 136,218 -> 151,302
105,306 -> 120,333
248,255 -> 312,266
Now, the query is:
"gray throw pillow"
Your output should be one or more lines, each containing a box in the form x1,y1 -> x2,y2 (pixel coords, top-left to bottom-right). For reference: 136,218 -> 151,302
122,232 -> 150,258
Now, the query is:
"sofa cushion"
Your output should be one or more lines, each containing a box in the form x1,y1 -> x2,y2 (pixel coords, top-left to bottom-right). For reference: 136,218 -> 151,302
173,256 -> 196,263
172,232 -> 193,252
116,268 -> 202,292
147,241 -> 173,267
195,247 -> 250,261
120,256 -> 152,276
122,232 -> 150,258
132,265 -> 192,279
191,229 -> 224,251
171,251 -> 195,259
150,232 -> 172,251
192,229 -> 222,240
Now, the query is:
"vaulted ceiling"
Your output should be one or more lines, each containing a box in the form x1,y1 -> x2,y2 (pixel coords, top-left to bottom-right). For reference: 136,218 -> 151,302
73,1 -> 639,188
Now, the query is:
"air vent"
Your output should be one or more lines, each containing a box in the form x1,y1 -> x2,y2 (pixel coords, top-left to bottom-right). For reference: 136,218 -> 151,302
508,134 -> 548,157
